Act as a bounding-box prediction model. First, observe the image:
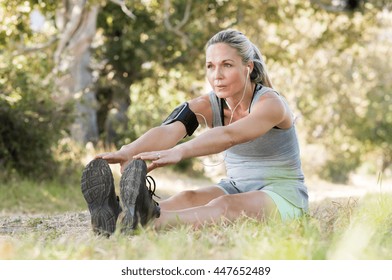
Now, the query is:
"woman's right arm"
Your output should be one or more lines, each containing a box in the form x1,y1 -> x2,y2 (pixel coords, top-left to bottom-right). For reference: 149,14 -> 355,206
96,94 -> 212,172
96,121 -> 187,172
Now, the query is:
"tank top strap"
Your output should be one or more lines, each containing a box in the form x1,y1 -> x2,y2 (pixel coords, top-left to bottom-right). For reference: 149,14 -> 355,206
249,85 -> 281,112
208,91 -> 223,128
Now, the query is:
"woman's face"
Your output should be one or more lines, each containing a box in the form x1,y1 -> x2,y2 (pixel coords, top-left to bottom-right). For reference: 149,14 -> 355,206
206,43 -> 248,99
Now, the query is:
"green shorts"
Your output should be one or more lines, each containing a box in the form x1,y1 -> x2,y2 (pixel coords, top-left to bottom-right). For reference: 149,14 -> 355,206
261,190 -> 304,221
216,180 -> 305,221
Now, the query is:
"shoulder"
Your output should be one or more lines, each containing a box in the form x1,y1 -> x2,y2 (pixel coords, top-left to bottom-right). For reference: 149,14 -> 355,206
188,94 -> 214,128
252,86 -> 284,111
188,94 -> 211,112
253,85 -> 280,100
252,87 -> 293,129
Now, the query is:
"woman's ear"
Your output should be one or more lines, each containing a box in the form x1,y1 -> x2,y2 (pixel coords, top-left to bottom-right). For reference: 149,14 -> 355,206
247,62 -> 254,77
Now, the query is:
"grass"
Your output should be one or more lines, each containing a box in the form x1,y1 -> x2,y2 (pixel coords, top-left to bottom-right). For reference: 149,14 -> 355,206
1,175 -> 392,260
0,176 -> 86,214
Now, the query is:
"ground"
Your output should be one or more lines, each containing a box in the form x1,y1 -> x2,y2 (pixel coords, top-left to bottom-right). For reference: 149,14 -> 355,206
0,169 -> 391,238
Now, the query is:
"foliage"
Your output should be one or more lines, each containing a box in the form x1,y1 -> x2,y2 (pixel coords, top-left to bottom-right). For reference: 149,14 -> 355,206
291,3 -> 392,182
0,1 -> 77,179
234,0 -> 392,182
1,0 -> 391,181
95,0 -> 391,182
0,67 -> 64,181
0,94 -> 71,180
94,0 -> 228,146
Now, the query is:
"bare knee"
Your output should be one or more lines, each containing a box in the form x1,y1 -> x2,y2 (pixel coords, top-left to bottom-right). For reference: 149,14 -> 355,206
206,192 -> 277,221
206,195 -> 232,216
161,190 -> 199,210
176,190 -> 198,204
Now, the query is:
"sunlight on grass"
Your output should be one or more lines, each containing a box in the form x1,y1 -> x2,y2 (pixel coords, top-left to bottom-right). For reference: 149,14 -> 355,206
0,216 -> 327,259
327,194 -> 392,259
1,176 -> 392,260
0,178 -> 85,214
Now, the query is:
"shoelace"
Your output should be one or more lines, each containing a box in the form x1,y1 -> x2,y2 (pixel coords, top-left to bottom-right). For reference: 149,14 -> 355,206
146,175 -> 161,199
146,175 -> 161,218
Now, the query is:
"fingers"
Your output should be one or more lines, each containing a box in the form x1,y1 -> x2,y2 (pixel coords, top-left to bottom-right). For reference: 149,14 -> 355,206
147,162 -> 159,173
94,153 -> 107,159
95,153 -> 116,163
96,150 -> 175,173
134,151 -> 171,172
120,161 -> 131,174
95,152 -> 121,164
134,151 -> 162,161
94,153 -> 130,174
134,152 -> 161,167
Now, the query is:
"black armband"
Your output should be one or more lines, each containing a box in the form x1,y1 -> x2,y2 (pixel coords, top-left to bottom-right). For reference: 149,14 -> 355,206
162,102 -> 199,136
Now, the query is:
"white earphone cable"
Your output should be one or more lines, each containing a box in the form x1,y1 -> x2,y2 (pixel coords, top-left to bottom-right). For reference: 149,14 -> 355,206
195,67 -> 251,167
227,68 -> 249,125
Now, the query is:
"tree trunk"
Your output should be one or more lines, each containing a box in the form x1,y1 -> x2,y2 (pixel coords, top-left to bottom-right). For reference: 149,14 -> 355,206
53,0 -> 100,144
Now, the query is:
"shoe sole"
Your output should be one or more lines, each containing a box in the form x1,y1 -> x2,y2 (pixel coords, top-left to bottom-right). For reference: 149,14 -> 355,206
119,159 -> 146,233
81,158 -> 118,236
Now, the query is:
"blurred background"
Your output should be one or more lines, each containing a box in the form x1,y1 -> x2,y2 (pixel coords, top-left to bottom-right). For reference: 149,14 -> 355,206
1,0 -> 391,190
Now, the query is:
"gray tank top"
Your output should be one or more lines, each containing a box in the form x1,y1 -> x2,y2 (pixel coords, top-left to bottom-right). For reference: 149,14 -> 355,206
208,85 -> 308,210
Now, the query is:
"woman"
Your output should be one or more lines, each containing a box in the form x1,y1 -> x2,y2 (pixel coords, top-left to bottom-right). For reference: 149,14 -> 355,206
81,29 -> 308,236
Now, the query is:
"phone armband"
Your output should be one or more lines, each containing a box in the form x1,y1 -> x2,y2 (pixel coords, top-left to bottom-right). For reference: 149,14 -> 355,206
162,102 -> 199,136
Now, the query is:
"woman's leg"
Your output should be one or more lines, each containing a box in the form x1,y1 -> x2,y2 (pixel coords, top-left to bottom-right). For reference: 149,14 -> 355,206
159,186 -> 226,211
154,190 -> 279,229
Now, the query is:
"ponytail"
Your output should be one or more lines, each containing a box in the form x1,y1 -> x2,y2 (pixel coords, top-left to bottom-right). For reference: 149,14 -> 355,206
250,43 -> 273,88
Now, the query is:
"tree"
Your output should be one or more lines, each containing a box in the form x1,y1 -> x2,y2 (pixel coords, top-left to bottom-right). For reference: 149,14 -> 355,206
1,0 -> 390,182
0,1 -> 73,179
281,1 -> 392,181
94,0 -> 248,146
53,0 -> 101,144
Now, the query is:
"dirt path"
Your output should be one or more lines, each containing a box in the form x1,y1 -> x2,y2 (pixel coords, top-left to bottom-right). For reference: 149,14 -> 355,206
0,211 -> 91,238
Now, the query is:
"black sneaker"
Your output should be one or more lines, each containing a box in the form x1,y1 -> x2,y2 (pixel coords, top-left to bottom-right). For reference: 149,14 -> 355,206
119,159 -> 161,233
81,158 -> 121,237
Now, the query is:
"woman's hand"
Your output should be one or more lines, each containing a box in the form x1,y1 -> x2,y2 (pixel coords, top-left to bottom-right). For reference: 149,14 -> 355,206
95,151 -> 130,173
133,147 -> 184,172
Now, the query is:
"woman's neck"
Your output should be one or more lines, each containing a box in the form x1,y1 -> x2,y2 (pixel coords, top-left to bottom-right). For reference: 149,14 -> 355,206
225,82 -> 255,113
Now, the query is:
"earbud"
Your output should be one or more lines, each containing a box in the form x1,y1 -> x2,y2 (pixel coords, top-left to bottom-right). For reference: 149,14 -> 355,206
247,66 -> 250,76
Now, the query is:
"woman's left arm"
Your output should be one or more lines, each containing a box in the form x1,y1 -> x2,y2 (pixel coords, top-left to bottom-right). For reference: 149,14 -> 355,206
135,93 -> 287,171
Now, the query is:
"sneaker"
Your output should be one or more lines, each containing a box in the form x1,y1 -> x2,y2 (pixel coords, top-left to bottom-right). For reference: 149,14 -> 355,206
81,158 -> 121,237
119,159 -> 160,233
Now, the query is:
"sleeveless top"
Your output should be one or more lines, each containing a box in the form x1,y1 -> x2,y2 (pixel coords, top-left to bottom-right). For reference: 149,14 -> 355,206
208,84 -> 309,210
